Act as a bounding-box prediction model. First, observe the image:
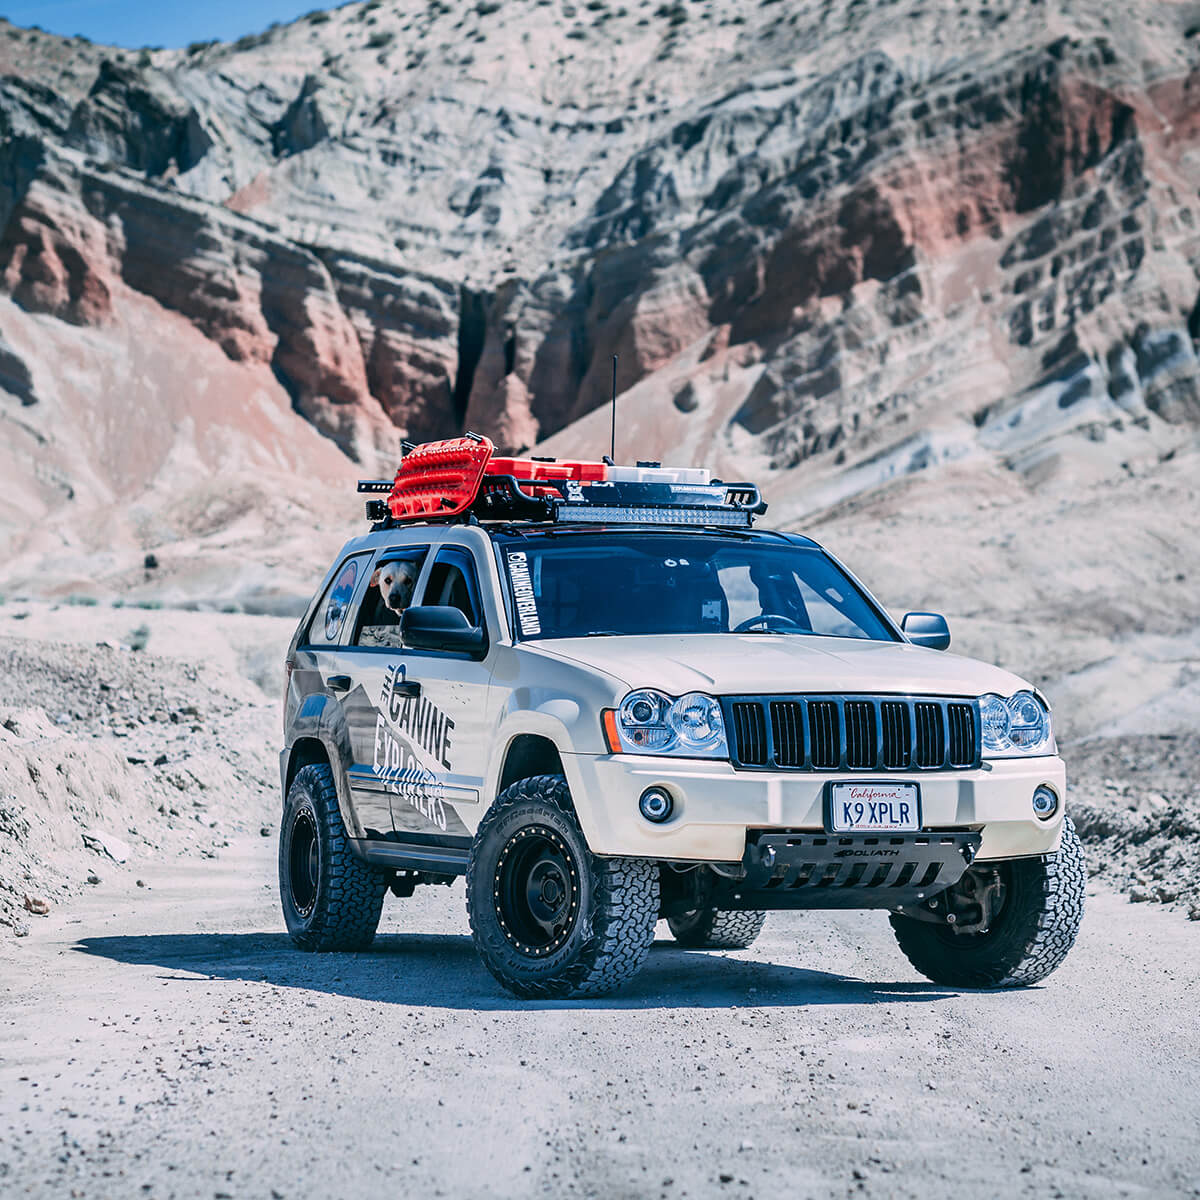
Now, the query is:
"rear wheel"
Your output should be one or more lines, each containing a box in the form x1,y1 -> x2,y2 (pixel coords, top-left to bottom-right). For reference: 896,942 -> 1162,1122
279,763 -> 388,952
889,817 -> 1085,988
467,775 -> 659,999
667,908 -> 767,949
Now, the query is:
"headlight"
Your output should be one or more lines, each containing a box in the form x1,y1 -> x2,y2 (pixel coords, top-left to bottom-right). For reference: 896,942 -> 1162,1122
610,689 -> 728,758
980,691 -> 1054,757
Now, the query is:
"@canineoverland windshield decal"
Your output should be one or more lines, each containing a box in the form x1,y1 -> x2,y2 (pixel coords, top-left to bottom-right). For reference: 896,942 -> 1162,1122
507,551 -> 541,636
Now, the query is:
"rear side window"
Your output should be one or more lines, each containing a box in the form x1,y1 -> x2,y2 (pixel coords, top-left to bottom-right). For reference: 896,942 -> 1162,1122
308,553 -> 371,645
354,547 -> 429,647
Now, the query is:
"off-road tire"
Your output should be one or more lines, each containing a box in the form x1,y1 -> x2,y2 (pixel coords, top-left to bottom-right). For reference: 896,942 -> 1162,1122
467,775 -> 659,999
667,908 -> 767,949
279,763 -> 388,952
889,817 -> 1086,988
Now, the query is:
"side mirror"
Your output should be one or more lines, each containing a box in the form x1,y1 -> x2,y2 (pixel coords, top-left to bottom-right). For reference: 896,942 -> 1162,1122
400,606 -> 487,656
901,612 -> 951,651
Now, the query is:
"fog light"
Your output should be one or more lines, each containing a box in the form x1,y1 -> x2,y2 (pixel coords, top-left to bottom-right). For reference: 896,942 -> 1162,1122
1032,786 -> 1059,820
639,787 -> 673,823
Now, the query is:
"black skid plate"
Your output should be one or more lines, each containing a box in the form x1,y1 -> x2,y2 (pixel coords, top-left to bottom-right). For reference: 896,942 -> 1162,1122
710,830 -> 982,911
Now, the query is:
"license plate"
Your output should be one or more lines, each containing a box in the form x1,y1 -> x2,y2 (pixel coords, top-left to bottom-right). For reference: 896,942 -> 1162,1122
828,782 -> 920,833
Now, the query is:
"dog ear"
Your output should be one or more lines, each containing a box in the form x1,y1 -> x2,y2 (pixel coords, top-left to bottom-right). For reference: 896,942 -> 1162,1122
369,567 -> 381,589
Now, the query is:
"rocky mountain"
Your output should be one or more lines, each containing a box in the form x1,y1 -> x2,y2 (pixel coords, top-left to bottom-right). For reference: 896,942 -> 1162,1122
0,0 -> 1199,606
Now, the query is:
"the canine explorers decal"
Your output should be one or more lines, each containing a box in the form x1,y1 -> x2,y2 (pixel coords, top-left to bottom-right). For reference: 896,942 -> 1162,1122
373,663 -> 456,830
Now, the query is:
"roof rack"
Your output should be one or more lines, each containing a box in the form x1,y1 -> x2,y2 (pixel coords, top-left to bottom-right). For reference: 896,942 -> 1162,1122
357,435 -> 767,530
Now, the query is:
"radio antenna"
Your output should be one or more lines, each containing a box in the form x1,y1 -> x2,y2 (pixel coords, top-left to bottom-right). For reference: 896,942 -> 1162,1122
608,354 -> 617,464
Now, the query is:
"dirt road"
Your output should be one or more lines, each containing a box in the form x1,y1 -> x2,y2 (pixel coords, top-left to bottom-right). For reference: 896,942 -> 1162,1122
1,837 -> 1197,1200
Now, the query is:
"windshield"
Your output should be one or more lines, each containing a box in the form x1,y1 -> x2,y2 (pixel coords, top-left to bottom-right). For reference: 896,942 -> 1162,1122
500,533 -> 897,642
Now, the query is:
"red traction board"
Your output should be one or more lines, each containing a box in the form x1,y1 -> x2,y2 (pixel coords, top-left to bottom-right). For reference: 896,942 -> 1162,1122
384,439 -> 618,519
387,436 -> 496,520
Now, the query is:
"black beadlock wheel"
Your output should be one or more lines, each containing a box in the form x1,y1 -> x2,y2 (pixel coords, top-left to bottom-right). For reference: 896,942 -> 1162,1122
889,816 -> 1086,988
494,824 -> 581,958
279,762 -> 388,952
287,808 -> 320,918
467,775 -> 659,999
667,907 -> 767,950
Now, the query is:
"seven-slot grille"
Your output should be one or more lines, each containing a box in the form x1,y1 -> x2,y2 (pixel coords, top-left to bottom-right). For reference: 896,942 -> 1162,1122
725,695 -> 980,771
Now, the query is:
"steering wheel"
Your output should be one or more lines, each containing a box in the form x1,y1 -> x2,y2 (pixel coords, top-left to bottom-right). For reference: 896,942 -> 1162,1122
734,613 -> 802,633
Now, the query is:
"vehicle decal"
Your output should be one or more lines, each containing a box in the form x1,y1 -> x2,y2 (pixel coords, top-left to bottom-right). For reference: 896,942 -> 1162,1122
506,550 -> 542,636
323,560 -> 360,641
371,664 -> 457,831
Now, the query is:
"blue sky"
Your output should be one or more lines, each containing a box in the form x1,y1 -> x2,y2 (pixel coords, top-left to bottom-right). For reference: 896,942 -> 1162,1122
1,1 -> 343,48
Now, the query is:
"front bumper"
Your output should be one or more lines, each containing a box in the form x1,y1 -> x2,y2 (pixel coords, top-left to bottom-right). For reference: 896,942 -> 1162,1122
561,752 -> 1067,863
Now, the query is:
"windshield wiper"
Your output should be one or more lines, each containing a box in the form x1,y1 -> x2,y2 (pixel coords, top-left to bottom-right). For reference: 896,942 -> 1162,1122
582,630 -> 622,637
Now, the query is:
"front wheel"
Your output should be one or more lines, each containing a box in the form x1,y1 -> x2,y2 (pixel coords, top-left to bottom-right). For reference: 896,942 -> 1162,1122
889,817 -> 1086,988
466,775 -> 659,999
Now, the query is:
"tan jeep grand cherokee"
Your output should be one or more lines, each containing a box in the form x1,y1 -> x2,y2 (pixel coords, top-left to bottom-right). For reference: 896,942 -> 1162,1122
278,437 -> 1084,999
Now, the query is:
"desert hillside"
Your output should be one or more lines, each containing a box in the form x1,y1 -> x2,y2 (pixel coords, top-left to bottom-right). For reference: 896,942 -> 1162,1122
0,2 -> 1197,925
0,0 -> 1198,599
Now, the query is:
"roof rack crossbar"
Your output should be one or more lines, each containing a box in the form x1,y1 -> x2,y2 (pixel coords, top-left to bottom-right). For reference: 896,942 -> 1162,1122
477,475 -> 556,522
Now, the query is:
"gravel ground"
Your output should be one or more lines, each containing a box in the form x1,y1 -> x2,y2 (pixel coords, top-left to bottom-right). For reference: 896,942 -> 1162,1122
1,610 -> 1198,1197
0,837 -> 1198,1200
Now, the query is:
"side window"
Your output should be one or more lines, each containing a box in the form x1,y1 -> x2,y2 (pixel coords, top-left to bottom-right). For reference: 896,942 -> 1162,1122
307,553 -> 371,646
422,547 -> 483,628
353,547 -> 429,648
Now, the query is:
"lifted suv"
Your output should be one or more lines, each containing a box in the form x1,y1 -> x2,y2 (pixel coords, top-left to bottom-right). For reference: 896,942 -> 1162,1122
279,438 -> 1084,998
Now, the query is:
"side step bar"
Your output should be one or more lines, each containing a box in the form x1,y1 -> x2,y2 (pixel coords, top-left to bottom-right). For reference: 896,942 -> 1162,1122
354,839 -> 470,876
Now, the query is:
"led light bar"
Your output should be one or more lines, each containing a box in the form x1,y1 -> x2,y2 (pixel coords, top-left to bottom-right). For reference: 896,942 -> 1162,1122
561,506 -> 752,527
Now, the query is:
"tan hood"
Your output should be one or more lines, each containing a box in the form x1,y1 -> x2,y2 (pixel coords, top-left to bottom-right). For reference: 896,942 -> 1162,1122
533,633 -> 1031,700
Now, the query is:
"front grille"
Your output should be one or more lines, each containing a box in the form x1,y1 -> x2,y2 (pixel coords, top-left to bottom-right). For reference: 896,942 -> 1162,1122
809,700 -> 838,769
914,702 -> 944,767
948,702 -> 975,766
769,701 -> 803,767
730,701 -> 768,766
723,695 -> 980,772
844,701 -> 876,768
880,701 -> 910,768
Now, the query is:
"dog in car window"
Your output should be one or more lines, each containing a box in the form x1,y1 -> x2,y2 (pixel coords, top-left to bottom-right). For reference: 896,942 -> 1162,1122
371,559 -> 420,617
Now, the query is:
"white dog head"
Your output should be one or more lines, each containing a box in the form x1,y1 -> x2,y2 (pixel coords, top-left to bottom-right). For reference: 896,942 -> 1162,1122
370,560 -> 419,615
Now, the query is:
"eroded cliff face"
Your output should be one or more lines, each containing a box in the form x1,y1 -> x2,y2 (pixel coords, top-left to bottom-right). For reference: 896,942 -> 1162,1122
0,0 -> 1199,587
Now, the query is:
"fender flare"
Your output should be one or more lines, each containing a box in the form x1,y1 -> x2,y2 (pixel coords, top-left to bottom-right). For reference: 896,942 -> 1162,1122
484,711 -> 609,849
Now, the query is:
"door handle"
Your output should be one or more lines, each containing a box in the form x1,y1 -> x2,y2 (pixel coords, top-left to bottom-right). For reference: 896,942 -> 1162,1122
392,681 -> 421,698
327,674 -> 352,693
